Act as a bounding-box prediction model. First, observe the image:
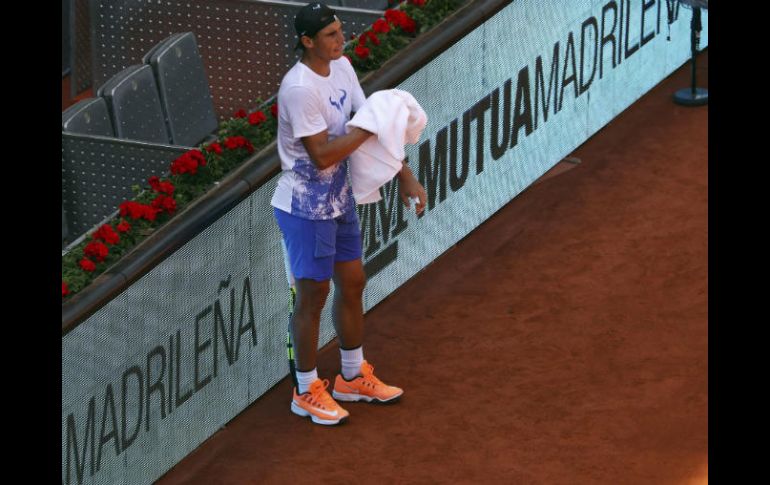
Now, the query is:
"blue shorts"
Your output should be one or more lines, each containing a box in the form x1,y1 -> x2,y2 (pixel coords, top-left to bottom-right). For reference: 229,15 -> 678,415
274,207 -> 363,282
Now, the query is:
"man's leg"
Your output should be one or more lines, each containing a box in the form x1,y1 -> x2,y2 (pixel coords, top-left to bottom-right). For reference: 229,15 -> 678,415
330,260 -> 404,403
289,276 -> 352,425
331,258 -> 366,350
291,278 -> 331,373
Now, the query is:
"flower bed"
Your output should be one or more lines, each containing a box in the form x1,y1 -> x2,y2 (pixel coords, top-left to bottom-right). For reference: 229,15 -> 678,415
62,0 -> 463,301
347,0 -> 462,75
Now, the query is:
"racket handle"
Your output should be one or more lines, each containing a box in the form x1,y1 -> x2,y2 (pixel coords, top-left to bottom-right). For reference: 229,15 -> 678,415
287,328 -> 298,388
287,286 -> 298,388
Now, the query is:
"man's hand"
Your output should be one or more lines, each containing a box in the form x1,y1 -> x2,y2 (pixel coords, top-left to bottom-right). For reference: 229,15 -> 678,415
397,162 -> 427,215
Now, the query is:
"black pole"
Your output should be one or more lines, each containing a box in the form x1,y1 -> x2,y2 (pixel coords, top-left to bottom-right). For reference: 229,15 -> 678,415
691,8 -> 701,95
673,5 -> 707,106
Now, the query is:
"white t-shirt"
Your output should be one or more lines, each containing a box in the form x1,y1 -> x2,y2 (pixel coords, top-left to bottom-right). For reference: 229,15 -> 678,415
271,57 -> 366,220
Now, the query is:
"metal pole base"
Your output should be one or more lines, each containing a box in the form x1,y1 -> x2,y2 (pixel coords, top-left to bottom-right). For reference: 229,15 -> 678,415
673,87 -> 708,106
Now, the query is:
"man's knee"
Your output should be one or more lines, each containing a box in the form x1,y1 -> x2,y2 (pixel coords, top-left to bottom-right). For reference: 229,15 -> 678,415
349,271 -> 366,295
296,279 -> 331,315
336,268 -> 366,298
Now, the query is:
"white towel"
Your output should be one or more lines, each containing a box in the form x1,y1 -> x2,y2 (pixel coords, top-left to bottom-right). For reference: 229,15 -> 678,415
346,89 -> 428,204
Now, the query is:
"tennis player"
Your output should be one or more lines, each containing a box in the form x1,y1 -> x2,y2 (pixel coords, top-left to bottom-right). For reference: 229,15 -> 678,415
271,2 -> 427,425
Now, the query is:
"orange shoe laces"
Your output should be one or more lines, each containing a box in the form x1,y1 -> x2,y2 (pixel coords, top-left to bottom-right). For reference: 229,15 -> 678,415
306,379 -> 336,409
360,361 -> 385,388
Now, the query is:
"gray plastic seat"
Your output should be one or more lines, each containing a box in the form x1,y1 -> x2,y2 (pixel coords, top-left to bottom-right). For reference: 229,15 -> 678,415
141,33 -> 185,65
144,32 -> 218,147
62,98 -> 115,136
97,64 -> 171,143
336,0 -> 389,9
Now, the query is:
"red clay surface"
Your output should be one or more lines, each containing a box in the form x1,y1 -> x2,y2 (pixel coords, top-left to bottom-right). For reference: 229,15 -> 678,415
156,51 -> 708,484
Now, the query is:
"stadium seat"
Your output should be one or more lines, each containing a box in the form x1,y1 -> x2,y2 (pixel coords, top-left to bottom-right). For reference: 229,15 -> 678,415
141,33 -> 185,65
336,0 -> 389,9
61,97 -> 115,136
97,64 -> 171,143
144,32 -> 218,147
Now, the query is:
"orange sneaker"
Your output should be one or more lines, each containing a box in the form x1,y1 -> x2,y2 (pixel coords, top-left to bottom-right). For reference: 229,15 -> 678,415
332,360 -> 404,403
291,379 -> 349,425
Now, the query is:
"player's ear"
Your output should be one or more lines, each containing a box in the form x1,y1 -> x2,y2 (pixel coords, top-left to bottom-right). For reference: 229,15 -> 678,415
301,35 -> 314,50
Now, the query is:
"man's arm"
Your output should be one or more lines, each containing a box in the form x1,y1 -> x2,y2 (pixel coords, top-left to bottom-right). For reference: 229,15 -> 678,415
301,128 -> 373,170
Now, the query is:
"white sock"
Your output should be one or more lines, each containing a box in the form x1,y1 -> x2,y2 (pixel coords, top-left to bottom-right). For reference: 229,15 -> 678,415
340,346 -> 364,380
296,368 -> 318,394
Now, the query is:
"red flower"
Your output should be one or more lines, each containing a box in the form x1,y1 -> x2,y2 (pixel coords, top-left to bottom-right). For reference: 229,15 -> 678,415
373,18 -> 390,34
148,176 -> 161,191
367,31 -> 381,46
270,103 -> 278,118
409,0 -> 426,6
120,201 -> 146,220
355,45 -> 370,59
401,16 -> 417,33
147,176 -> 174,195
92,224 -> 120,245
152,195 -> 177,214
170,150 -> 206,175
189,149 -> 207,167
163,197 -> 177,213
205,142 -> 223,155
84,241 -> 109,262
170,157 -> 190,175
117,221 -> 131,233
223,136 -> 255,154
385,9 -> 416,33
62,281 -> 69,297
120,202 -> 136,219
248,110 -> 267,125
142,206 -> 160,222
158,181 -> 175,195
119,201 -> 159,221
79,258 -> 96,272
170,156 -> 193,175
234,109 -> 247,118
385,9 -> 405,25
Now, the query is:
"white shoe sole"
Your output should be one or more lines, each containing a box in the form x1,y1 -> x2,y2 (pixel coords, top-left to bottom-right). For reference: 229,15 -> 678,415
291,401 -> 346,425
332,389 -> 403,403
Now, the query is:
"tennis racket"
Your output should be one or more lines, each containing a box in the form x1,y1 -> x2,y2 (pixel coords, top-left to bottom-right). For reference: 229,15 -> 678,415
281,240 -> 299,389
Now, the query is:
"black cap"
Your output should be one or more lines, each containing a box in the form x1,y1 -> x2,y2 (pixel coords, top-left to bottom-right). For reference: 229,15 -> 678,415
294,2 -> 339,50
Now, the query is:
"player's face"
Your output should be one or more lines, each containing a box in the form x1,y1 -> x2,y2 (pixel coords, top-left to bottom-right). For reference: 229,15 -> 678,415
310,20 -> 345,60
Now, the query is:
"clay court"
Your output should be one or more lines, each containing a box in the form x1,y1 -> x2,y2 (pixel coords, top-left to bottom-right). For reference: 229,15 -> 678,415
155,51 -> 708,484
